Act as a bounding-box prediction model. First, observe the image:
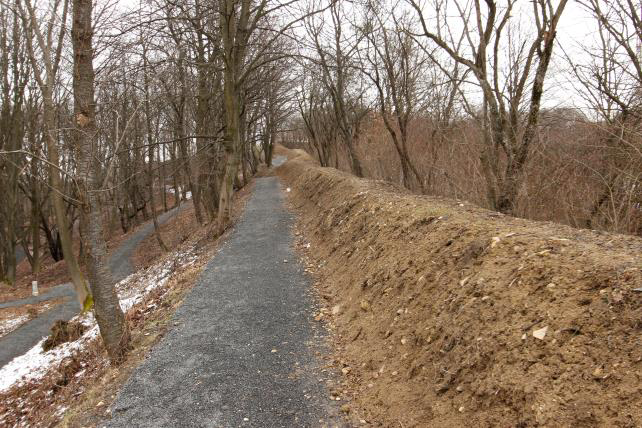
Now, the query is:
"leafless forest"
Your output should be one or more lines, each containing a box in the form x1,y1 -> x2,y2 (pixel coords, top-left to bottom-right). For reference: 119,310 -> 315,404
0,0 -> 641,357
286,0 -> 642,237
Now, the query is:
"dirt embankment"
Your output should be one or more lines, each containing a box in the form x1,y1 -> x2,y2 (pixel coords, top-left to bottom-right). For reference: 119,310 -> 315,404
276,147 -> 642,427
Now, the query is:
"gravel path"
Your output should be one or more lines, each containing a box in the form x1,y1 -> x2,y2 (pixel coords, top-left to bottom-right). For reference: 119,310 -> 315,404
0,203 -> 188,368
109,205 -> 189,282
0,283 -> 75,310
106,176 -> 343,427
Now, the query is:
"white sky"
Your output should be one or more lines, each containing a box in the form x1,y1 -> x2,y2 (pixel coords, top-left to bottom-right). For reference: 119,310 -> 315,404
548,2 -> 601,109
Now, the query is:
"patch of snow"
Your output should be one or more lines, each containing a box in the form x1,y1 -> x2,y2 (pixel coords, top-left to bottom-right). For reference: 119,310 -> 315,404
0,315 -> 30,338
166,186 -> 191,200
116,249 -> 196,312
0,246 -> 198,393
54,405 -> 68,419
0,315 -> 98,392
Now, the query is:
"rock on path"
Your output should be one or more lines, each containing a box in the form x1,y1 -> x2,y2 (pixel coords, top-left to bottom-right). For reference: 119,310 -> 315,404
106,176 -> 343,427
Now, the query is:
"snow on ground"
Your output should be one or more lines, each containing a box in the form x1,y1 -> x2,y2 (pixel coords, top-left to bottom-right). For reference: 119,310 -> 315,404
0,318 -> 99,392
165,186 -> 192,200
0,302 -> 55,339
0,315 -> 30,338
0,247 -> 197,393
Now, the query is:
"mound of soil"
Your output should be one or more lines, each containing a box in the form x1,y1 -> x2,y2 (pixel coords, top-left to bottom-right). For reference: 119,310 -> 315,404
276,147 -> 642,427
43,320 -> 87,352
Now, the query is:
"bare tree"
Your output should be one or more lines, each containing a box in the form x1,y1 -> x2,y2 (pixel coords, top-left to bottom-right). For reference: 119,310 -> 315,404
305,0 -> 367,177
295,69 -> 340,167
71,0 -> 129,362
567,0 -> 642,233
17,0 -> 92,308
0,6 -> 28,284
408,0 -> 568,214
217,0 -> 300,225
140,36 -> 168,251
359,8 -> 426,192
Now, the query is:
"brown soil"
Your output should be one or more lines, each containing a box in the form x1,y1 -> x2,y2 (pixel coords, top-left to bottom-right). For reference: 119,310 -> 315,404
276,146 -> 642,427
43,320 -> 88,352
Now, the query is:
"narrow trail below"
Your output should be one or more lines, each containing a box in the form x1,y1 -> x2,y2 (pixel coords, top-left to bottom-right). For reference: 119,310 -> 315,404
107,176 -> 343,427
0,203 -> 187,368
0,283 -> 75,310
108,204 -> 189,281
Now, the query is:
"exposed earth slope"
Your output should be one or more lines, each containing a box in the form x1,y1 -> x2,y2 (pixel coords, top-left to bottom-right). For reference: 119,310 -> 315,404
277,146 -> 642,427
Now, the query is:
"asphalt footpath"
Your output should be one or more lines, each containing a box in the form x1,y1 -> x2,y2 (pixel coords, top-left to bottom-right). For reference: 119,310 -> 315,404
106,175 -> 344,427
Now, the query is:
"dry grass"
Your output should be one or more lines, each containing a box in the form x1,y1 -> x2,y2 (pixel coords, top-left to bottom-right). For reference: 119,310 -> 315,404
0,258 -> 73,303
288,114 -> 642,237
0,298 -> 65,338
131,203 -> 199,270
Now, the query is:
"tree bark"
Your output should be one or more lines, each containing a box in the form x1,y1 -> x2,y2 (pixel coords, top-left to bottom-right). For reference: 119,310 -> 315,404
218,70 -> 240,227
72,0 -> 129,363
29,135 -> 41,273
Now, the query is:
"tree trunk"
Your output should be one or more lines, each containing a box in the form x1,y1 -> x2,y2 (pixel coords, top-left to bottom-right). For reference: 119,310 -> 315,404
147,146 -> 168,252
142,49 -> 168,251
177,138 -> 201,221
160,144 -> 168,212
30,151 -> 41,273
170,142 -> 180,209
341,130 -> 363,177
217,65 -> 240,228
72,0 -> 129,362
43,93 -> 91,309
2,111 -> 19,284
193,44 -> 209,222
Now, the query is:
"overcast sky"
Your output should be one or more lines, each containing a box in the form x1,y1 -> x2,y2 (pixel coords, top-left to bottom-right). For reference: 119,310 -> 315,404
548,2 -> 601,110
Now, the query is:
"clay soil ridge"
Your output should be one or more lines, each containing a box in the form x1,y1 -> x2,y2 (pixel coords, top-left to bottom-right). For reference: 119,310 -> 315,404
275,147 -> 642,427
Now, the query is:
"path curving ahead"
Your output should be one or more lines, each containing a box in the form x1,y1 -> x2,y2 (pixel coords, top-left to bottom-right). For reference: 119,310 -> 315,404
108,205 -> 189,282
106,174 -> 344,427
0,203 -> 188,368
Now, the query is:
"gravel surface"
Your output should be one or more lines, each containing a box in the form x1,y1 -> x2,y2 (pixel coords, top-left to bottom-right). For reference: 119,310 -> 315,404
106,176 -> 344,427
109,205 -> 189,282
0,203 -> 187,369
